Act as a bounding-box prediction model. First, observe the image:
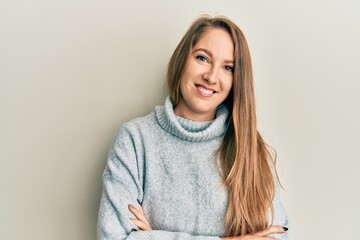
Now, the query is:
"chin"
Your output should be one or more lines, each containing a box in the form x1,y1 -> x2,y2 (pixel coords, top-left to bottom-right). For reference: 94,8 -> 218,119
193,107 -> 216,116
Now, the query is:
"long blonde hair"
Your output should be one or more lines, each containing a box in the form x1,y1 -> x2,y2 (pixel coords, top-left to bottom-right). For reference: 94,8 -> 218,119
167,16 -> 279,237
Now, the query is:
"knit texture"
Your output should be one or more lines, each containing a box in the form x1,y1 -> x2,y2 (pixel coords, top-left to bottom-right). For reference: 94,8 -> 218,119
97,97 -> 289,240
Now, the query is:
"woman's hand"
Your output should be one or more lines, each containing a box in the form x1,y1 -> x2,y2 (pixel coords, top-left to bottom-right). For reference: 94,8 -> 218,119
128,202 -> 152,231
220,226 -> 288,240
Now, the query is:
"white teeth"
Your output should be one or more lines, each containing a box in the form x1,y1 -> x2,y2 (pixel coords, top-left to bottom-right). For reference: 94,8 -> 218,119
198,86 -> 214,94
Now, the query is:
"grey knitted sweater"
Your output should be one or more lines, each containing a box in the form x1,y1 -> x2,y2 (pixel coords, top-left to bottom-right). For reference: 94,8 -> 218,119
97,97 -> 289,240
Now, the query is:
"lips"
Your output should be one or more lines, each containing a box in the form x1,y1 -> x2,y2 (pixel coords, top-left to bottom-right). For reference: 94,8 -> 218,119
195,84 -> 216,96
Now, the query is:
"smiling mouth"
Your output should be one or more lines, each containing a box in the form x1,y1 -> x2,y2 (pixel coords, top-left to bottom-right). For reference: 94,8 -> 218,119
195,84 -> 216,96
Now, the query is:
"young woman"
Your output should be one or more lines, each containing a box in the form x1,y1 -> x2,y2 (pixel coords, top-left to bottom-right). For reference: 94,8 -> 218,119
97,16 -> 289,240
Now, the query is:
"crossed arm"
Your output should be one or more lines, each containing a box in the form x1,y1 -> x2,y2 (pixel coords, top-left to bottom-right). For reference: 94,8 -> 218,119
128,203 -> 288,240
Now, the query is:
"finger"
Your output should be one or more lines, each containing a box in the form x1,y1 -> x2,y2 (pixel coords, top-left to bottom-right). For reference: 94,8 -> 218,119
130,218 -> 151,231
253,226 -> 286,236
136,200 -> 145,215
138,205 -> 145,215
128,204 -> 152,230
128,204 -> 148,223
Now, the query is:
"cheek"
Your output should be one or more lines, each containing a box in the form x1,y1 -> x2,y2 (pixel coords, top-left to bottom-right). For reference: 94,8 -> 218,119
227,81 -> 233,92
222,78 -> 233,94
181,66 -> 194,82
182,59 -> 203,80
178,75 -> 191,97
179,71 -> 194,90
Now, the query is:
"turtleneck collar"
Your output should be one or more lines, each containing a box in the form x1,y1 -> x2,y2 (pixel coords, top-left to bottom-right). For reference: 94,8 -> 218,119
155,96 -> 229,142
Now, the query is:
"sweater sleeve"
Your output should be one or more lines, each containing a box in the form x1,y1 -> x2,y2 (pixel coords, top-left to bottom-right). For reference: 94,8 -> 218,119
97,126 -> 221,240
268,187 -> 290,240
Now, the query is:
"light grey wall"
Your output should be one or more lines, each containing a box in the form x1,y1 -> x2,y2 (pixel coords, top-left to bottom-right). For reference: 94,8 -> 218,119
1,1 -> 359,239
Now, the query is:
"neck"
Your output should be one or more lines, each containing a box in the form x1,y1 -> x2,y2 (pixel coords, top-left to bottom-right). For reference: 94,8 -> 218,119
173,105 -> 215,122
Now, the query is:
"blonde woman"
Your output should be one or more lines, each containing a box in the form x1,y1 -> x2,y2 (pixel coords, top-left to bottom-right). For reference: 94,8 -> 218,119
97,16 -> 289,240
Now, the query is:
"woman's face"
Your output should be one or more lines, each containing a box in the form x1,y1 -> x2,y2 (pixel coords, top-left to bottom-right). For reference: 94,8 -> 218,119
174,28 -> 234,121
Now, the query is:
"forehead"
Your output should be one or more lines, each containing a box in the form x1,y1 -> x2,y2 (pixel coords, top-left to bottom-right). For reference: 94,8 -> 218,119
193,28 -> 234,60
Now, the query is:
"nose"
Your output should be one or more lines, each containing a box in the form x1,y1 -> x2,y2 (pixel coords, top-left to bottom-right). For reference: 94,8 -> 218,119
203,66 -> 218,84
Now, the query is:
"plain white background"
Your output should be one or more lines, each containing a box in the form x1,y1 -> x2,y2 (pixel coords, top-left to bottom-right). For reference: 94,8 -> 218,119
1,1 -> 359,239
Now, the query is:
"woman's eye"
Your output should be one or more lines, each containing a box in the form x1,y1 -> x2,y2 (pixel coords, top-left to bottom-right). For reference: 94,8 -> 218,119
225,66 -> 234,73
195,55 -> 208,62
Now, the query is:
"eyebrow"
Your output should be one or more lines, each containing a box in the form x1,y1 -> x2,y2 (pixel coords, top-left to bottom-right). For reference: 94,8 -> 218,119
193,48 -> 234,64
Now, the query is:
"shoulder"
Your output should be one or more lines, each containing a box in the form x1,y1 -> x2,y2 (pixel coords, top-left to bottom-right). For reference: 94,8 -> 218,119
123,111 -> 156,130
113,111 -> 157,144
